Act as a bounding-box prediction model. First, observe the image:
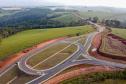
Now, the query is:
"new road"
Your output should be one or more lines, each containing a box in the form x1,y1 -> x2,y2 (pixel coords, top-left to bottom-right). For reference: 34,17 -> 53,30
17,21 -> 126,84
0,18 -> 125,84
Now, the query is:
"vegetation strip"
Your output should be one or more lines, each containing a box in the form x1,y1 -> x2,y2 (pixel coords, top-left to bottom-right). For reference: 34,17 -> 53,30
44,66 -> 114,84
60,69 -> 126,84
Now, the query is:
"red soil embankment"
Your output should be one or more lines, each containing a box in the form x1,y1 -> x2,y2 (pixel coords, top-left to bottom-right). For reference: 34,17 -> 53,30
44,66 -> 114,84
90,33 -> 126,63
92,33 -> 102,48
0,37 -> 65,69
98,35 -> 126,61
108,34 -> 126,45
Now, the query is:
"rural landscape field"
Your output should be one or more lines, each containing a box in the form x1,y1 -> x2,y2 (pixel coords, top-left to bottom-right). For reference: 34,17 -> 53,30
0,0 -> 126,84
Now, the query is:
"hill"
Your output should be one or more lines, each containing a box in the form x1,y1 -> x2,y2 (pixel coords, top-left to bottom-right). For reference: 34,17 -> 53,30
0,7 -> 126,28
0,25 -> 94,60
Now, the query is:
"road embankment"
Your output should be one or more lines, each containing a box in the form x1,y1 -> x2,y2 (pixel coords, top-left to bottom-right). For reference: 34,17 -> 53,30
0,37 -> 65,70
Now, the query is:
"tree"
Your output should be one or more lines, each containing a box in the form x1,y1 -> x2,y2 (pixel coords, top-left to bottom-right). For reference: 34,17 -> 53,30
92,17 -> 99,23
104,20 -> 121,27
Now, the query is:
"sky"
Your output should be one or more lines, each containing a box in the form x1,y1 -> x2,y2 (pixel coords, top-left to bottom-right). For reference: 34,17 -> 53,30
0,0 -> 126,8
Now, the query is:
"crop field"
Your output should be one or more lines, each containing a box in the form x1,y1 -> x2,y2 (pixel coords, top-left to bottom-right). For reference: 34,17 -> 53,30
112,28 -> 126,39
0,25 -> 94,60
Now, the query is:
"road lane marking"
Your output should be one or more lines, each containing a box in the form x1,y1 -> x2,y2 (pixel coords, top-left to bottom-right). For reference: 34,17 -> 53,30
6,76 -> 17,84
32,38 -> 80,69
0,64 -> 16,77
32,43 -> 74,68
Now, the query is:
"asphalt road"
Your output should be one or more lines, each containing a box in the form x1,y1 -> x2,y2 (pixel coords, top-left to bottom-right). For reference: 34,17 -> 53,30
25,21 -> 126,84
1,19 -> 125,84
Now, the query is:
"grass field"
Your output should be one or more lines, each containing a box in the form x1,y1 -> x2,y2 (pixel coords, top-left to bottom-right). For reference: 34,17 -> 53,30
78,11 -> 126,22
79,11 -> 114,20
0,25 -> 94,60
112,28 -> 126,39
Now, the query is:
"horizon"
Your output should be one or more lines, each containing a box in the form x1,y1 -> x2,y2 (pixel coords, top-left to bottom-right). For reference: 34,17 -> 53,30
0,0 -> 126,8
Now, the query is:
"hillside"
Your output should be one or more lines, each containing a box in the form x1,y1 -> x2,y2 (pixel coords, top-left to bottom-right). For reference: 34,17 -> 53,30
0,7 -> 126,28
52,13 -> 81,24
0,25 -> 94,60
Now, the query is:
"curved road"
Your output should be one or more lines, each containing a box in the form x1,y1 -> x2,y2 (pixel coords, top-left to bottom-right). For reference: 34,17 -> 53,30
17,21 -> 126,84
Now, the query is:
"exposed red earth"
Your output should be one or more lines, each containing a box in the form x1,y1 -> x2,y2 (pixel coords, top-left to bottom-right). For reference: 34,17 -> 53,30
44,66 -> 115,84
108,34 -> 126,44
92,33 -> 102,48
90,32 -> 126,63
0,37 -> 65,69
99,36 -> 126,60
90,47 -> 126,64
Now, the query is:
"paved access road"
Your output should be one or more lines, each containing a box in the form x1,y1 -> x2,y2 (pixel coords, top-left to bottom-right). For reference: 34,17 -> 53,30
24,22 -> 126,84
1,13 -> 126,84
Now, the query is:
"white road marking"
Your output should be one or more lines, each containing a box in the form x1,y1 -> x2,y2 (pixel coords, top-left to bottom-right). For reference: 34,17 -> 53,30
0,64 -> 16,77
32,44 -> 73,68
6,76 -> 17,84
32,39 -> 80,68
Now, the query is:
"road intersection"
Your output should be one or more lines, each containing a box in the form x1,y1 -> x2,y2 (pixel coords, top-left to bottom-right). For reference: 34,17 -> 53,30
0,21 -> 126,84
17,21 -> 126,84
